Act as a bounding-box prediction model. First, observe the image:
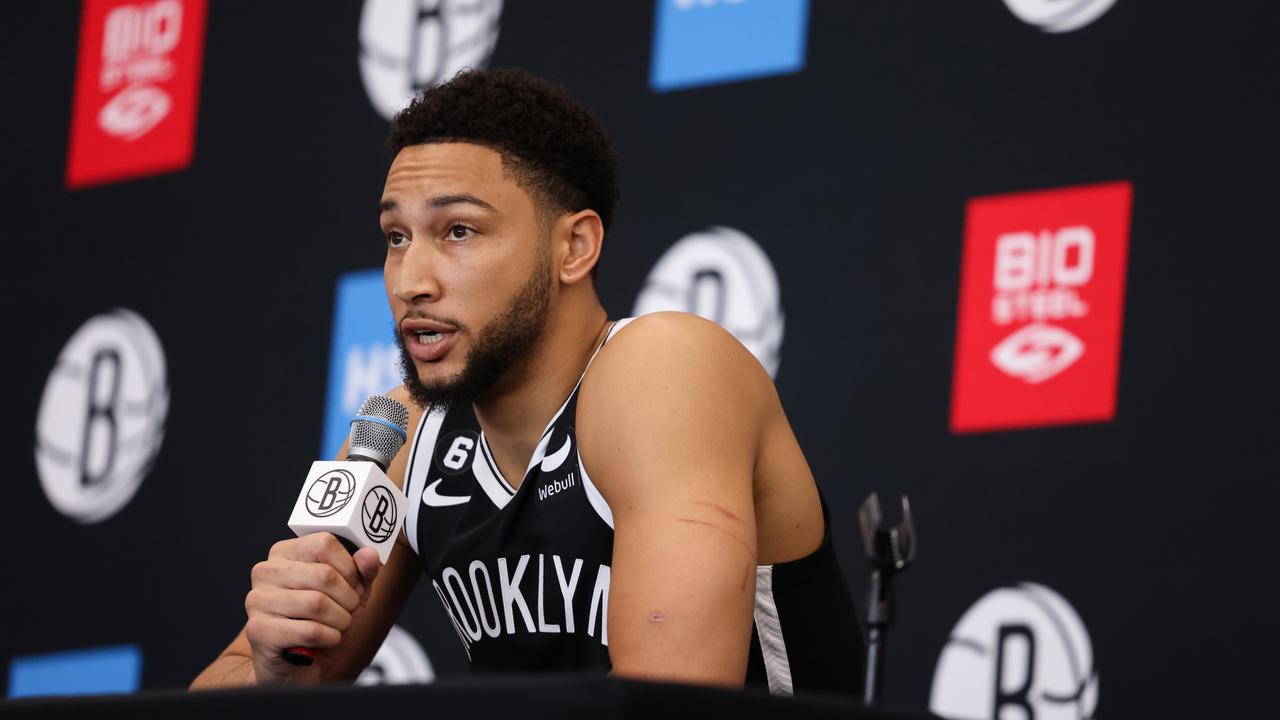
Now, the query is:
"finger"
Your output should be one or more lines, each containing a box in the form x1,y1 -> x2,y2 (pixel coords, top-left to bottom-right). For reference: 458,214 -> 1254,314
351,548 -> 382,598
269,534 -> 362,591
252,559 -> 361,612
304,534 -> 363,590
245,587 -> 353,632
246,615 -> 342,654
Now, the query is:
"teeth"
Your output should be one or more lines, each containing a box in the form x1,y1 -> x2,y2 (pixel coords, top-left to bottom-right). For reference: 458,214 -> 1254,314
418,331 -> 444,345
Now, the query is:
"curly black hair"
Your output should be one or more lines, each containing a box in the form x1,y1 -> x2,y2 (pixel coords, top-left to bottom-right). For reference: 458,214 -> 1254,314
388,68 -> 619,234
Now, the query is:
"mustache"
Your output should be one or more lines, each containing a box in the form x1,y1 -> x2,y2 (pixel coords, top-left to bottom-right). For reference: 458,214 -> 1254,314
399,309 -> 469,333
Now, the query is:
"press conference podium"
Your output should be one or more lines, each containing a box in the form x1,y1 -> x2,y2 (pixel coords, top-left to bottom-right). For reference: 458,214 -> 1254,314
0,673 -> 932,719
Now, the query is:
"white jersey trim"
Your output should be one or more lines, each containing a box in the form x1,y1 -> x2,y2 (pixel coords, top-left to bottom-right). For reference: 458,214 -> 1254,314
753,565 -> 794,697
577,453 -> 614,530
473,434 -> 515,509
406,318 -> 637,542
404,405 -> 446,557
568,318 -> 634,531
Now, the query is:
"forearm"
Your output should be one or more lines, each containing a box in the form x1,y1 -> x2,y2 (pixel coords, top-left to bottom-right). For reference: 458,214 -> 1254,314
189,653 -> 255,690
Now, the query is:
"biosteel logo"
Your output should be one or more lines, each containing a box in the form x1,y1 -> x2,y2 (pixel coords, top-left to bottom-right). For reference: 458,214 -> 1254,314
66,0 -> 207,189
951,181 -> 1132,433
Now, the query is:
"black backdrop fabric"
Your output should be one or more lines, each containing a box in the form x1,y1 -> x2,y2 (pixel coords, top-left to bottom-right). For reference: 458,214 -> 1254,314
4,1 -> 1279,717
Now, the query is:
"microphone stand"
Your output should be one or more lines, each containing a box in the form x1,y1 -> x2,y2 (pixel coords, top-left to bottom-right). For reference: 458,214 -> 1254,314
857,492 -> 917,707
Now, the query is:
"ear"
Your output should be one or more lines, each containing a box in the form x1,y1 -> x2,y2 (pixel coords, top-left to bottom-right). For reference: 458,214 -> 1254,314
556,210 -> 604,285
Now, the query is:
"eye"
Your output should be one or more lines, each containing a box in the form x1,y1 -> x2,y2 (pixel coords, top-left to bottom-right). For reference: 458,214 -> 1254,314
386,231 -> 409,249
446,224 -> 476,242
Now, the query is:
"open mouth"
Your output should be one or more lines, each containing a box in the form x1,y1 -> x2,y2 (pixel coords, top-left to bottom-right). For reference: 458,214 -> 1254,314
402,319 -> 459,362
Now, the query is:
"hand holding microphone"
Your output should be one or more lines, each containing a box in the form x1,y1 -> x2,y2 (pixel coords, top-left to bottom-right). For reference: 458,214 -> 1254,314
243,395 -> 409,683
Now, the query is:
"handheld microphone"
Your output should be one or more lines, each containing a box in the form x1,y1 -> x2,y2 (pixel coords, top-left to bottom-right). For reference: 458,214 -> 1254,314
281,395 -> 410,666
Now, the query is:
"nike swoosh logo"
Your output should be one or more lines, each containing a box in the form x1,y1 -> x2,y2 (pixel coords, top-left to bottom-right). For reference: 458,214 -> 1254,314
539,435 -> 573,473
422,478 -> 471,507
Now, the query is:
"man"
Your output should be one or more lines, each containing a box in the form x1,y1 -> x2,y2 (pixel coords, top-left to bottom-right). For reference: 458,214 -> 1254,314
191,69 -> 862,695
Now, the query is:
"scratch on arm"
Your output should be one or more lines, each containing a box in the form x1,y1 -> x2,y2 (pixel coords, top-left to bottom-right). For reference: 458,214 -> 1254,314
690,499 -> 743,523
675,517 -> 755,560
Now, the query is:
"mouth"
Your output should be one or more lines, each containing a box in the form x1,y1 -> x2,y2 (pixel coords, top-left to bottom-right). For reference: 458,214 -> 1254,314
402,318 -> 459,363
414,329 -> 449,345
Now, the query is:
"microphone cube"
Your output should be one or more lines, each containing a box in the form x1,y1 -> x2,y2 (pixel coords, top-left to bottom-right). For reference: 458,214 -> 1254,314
287,461 -> 406,564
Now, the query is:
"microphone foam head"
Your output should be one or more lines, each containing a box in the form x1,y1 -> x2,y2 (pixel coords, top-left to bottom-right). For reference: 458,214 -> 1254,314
348,395 -> 410,468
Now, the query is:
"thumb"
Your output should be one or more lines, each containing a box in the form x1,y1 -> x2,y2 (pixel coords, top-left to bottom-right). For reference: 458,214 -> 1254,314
352,547 -> 381,600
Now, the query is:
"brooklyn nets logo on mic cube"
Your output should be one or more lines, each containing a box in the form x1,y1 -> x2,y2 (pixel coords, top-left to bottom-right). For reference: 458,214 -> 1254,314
288,461 -> 407,563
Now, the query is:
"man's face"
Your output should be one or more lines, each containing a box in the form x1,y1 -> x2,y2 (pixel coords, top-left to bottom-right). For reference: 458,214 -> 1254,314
380,142 -> 553,409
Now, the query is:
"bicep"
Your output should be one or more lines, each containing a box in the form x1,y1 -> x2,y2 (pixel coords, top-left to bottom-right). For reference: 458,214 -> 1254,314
579,314 -> 770,686
607,485 -> 758,686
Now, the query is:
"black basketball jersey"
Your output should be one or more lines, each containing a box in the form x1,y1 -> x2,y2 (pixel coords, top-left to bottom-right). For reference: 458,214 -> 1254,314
402,319 -> 865,696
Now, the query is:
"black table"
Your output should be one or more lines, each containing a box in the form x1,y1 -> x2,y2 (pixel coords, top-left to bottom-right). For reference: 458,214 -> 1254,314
1,674 -> 932,719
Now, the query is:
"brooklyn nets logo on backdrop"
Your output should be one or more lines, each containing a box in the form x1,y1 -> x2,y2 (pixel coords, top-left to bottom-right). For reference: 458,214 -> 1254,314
35,309 -> 168,523
358,0 -> 503,121
1003,0 -> 1118,33
355,624 -> 435,686
931,582 -> 1099,720
633,226 -> 785,378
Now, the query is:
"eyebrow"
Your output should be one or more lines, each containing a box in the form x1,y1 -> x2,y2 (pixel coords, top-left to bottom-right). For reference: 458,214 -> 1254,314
379,193 -> 498,214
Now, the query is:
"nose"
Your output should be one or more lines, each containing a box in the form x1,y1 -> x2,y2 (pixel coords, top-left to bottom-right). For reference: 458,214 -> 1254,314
389,240 -> 440,305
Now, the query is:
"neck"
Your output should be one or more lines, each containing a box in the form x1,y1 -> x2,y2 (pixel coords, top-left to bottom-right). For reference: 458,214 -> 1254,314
472,292 -> 608,486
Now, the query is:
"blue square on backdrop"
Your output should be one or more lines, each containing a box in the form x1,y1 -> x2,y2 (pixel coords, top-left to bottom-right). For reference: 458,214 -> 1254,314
650,0 -> 810,92
322,268 -> 401,459
8,645 -> 142,699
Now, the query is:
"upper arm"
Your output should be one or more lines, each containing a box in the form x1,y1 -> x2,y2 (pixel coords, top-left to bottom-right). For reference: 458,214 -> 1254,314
576,312 -> 775,686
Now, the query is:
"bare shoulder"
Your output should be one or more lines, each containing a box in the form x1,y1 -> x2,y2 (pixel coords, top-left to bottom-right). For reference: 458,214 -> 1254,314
577,312 -> 778,461
586,311 -> 775,396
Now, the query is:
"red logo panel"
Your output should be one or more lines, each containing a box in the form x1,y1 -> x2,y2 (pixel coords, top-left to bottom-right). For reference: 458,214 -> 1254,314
951,181 -> 1132,433
66,0 -> 207,189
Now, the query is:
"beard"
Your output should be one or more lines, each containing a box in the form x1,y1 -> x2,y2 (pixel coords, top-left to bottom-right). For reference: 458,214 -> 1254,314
395,246 -> 552,412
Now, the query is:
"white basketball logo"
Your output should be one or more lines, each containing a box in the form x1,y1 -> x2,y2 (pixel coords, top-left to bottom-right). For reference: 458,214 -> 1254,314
34,309 -> 168,524
633,226 -> 785,378
1003,0 -> 1118,33
358,0 -> 504,121
356,624 -> 436,685
931,582 -> 1099,720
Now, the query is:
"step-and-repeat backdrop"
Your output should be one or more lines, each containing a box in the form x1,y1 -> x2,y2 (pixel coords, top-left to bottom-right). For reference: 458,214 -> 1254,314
5,1 -> 1277,716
